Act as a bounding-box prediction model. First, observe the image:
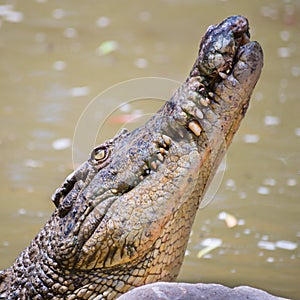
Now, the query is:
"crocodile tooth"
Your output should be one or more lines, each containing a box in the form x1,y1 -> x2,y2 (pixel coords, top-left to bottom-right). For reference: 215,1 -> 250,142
139,175 -> 144,180
208,92 -> 214,98
157,153 -> 164,162
195,108 -> 204,120
188,120 -> 202,137
150,160 -> 158,171
199,96 -> 209,107
159,147 -> 166,155
162,134 -> 171,146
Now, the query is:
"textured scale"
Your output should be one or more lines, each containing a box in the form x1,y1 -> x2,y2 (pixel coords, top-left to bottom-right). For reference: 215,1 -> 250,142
0,15 -> 263,300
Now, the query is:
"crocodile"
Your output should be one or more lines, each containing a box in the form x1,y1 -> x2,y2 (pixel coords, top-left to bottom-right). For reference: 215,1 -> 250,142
0,15 -> 263,299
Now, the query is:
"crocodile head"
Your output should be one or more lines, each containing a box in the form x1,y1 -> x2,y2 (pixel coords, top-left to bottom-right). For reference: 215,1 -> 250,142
49,14 -> 262,283
6,16 -> 262,299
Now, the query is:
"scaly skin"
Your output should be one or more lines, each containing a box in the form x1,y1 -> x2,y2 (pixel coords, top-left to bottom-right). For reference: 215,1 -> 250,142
0,16 -> 263,300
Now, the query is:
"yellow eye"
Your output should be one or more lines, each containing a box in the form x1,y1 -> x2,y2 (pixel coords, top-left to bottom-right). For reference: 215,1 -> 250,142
92,146 -> 109,162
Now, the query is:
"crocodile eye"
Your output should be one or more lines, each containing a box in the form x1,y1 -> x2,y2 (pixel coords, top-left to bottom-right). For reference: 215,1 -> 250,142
91,146 -> 110,162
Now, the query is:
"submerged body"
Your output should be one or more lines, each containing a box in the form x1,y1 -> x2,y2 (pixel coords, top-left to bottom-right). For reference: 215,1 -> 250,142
0,16 -> 263,299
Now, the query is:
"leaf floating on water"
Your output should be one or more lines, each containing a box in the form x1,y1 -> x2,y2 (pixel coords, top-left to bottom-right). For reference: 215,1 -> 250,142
197,244 -> 219,258
197,238 -> 222,258
218,211 -> 238,228
97,40 -> 119,56
225,213 -> 237,228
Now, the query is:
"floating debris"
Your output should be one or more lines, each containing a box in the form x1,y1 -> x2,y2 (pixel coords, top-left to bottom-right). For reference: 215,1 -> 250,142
0,4 -> 13,16
225,178 -> 236,191
197,238 -> 222,258
257,186 -> 270,195
218,211 -> 238,228
275,240 -> 298,250
52,138 -> 71,150
264,115 -> 280,126
258,240 -> 297,251
96,16 -> 111,28
64,27 -> 77,39
243,228 -> 251,235
135,58 -> 148,69
291,66 -> 300,77
18,208 -> 27,216
4,10 -> 23,23
286,178 -> 297,187
69,86 -> 90,97
24,159 -> 44,168
243,134 -> 260,144
237,219 -> 245,226
277,47 -> 291,58
52,8 -> 65,19
280,30 -> 290,42
97,40 -> 119,56
258,240 -> 276,251
2,241 -> 9,247
295,127 -> 300,136
263,178 -> 277,186
0,5 -> 24,23
53,60 -> 66,71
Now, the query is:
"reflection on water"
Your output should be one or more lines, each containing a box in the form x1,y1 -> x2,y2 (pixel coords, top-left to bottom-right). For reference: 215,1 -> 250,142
0,1 -> 299,299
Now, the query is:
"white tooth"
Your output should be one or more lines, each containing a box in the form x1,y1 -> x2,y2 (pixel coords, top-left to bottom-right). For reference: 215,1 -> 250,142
188,120 -> 202,137
162,134 -> 172,146
200,97 -> 209,107
159,148 -> 166,155
196,109 -> 204,120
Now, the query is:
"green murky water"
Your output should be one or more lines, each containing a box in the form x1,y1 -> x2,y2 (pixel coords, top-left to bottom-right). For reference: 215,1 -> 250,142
0,1 -> 299,299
